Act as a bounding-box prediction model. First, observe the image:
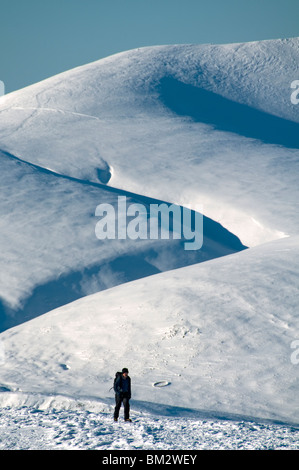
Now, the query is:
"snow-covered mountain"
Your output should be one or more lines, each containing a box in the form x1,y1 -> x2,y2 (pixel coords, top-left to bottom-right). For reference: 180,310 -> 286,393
0,38 -> 298,447
1,234 -> 298,424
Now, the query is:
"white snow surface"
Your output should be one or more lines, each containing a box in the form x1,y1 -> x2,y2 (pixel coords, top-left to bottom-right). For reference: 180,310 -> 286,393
0,236 -> 298,423
0,394 -> 298,450
0,38 -> 298,449
1,38 -> 299,248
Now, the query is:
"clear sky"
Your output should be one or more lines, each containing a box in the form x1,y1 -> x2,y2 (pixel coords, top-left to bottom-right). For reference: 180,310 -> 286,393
1,0 -> 298,93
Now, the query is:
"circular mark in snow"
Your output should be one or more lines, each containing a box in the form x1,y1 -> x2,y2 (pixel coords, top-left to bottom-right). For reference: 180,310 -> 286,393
153,381 -> 171,388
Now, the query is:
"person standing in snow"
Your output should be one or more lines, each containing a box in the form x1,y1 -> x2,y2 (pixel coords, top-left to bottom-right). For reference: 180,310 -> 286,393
113,368 -> 132,422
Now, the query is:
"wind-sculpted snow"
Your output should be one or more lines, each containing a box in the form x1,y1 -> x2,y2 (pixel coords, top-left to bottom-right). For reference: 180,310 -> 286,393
0,235 -> 298,426
0,149 -> 245,330
159,76 -> 299,148
0,39 -> 298,442
0,39 -> 298,246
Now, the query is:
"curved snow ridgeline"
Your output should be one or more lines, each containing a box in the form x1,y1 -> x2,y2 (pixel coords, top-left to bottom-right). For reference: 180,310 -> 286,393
0,38 -> 298,427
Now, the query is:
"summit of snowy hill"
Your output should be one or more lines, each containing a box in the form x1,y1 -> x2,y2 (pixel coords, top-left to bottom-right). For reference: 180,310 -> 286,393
0,38 -> 299,247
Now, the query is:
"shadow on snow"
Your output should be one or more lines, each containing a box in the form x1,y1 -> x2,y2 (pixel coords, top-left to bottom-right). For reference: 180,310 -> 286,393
159,77 -> 299,149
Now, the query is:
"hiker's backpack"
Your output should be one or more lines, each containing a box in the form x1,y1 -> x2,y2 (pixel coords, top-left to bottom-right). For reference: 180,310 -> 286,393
112,371 -> 122,392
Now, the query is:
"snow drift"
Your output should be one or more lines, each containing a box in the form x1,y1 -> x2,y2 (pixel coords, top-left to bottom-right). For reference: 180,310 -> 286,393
0,37 -> 298,427
0,234 -> 298,424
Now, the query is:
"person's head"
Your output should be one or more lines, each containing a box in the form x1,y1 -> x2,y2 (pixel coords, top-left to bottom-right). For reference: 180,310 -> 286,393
122,367 -> 129,377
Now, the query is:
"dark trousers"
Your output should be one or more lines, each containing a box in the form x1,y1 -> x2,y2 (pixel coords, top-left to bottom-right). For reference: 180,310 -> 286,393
114,393 -> 130,420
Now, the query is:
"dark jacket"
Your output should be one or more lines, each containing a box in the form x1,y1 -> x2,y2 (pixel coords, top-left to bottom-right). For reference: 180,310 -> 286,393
114,374 -> 131,399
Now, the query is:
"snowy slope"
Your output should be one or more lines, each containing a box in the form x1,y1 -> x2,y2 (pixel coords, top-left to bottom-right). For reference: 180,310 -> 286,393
0,234 -> 298,426
0,38 -> 299,327
0,38 -> 298,445
0,38 -> 298,248
0,149 -> 245,330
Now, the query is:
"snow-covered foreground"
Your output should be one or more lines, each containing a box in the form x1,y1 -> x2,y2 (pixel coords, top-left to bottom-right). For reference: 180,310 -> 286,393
0,394 -> 298,450
0,235 -> 298,427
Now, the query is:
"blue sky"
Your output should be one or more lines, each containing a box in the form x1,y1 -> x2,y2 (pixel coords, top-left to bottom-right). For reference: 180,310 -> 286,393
1,0 -> 298,93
